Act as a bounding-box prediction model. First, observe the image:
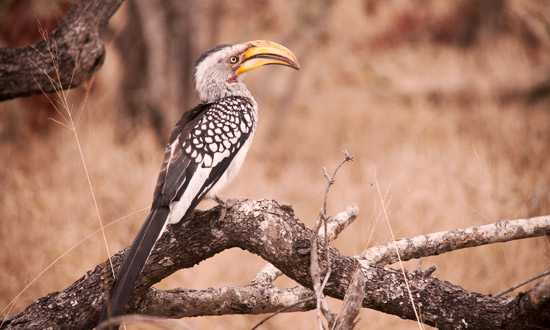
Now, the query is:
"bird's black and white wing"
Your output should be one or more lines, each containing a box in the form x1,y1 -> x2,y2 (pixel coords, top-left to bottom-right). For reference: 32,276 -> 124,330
104,96 -> 256,321
154,96 -> 256,222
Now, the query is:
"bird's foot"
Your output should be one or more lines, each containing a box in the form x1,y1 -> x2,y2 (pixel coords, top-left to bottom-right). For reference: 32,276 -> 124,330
210,195 -> 237,222
212,195 -> 225,205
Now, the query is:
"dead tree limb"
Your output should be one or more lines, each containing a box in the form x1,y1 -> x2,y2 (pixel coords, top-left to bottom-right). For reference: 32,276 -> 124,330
333,267 -> 366,330
2,200 -> 550,330
360,215 -> 550,265
252,206 -> 358,288
0,0 -> 124,101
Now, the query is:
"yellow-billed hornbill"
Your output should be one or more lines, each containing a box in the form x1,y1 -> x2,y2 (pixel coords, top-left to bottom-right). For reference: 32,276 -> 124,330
101,40 -> 299,325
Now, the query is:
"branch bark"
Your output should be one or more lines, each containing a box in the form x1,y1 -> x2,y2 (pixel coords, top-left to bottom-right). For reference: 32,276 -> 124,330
333,267 -> 366,330
0,0 -> 124,101
360,215 -> 550,265
252,206 -> 358,287
2,200 -> 550,329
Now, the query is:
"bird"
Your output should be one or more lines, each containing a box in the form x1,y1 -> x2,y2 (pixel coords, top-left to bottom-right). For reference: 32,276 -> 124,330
100,40 -> 299,327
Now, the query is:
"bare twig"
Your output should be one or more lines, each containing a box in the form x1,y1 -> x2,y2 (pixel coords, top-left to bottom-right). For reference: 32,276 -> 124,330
333,267 -> 366,330
252,154 -> 356,329
360,214 -> 550,265
311,151 -> 354,329
496,269 -> 550,297
251,205 -> 358,329
319,151 -> 354,223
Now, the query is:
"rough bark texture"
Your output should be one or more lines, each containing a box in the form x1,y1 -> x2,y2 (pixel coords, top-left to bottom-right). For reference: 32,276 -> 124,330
361,215 -> 550,265
2,200 -> 549,330
0,0 -> 124,101
333,267 -> 366,330
141,286 -> 315,318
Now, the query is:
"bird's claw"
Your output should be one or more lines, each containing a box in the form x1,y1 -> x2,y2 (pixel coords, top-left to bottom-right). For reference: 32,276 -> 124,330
213,195 -> 225,205
211,195 -> 236,222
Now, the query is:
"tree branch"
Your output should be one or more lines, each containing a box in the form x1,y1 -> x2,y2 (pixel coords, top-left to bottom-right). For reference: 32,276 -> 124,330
333,267 -> 366,330
140,286 -> 315,318
252,206 -> 358,287
0,0 -> 124,101
360,215 -> 550,265
3,200 -> 550,330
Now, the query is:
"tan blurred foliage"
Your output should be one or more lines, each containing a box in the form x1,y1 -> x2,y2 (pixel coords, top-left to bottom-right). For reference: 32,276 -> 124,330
1,0 -> 550,329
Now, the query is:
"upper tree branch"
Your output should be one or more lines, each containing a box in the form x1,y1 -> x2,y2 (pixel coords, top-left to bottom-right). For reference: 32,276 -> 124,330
0,0 -> 124,101
360,214 -> 550,265
3,200 -> 550,330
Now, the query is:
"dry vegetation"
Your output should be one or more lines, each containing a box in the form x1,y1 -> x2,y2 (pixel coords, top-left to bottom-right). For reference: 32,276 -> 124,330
1,1 -> 550,329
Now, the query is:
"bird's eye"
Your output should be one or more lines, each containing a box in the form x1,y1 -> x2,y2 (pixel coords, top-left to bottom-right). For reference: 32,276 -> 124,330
229,56 -> 239,64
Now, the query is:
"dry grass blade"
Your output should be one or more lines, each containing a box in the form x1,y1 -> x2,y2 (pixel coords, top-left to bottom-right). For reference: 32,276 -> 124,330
36,28 -> 117,280
374,173 -> 424,330
95,314 -> 191,330
0,207 -> 148,326
250,297 -> 316,330
496,269 -> 550,297
310,232 -> 333,330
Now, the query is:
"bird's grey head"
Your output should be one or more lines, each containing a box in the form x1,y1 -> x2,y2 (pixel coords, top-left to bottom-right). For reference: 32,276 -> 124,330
194,40 -> 300,103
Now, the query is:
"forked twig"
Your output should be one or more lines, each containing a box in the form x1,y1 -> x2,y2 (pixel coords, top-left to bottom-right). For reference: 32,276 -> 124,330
311,151 -> 354,329
250,206 -> 358,329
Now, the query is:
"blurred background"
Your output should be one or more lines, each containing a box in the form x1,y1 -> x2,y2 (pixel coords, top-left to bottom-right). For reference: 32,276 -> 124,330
1,0 -> 550,329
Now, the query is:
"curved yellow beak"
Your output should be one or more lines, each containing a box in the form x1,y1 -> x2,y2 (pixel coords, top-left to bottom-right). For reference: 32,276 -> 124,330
236,40 -> 300,76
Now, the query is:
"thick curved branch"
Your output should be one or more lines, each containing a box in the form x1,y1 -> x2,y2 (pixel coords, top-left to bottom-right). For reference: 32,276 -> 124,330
252,206 -> 358,286
146,205 -> 359,324
3,200 -> 550,330
0,0 -> 124,101
360,215 -> 550,265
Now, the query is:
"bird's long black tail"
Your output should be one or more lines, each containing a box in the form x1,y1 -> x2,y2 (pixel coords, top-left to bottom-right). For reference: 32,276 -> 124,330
100,206 -> 170,329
